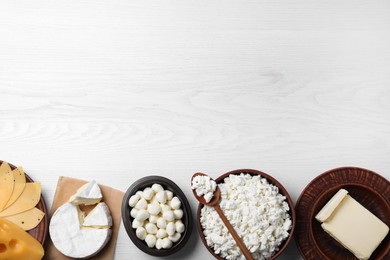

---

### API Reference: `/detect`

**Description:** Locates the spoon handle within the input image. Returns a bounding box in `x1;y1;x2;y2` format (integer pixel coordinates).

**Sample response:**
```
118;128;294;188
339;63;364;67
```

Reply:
214;205;254;260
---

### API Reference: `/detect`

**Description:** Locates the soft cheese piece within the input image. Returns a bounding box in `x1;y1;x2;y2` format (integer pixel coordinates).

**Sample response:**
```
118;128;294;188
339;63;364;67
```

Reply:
4;167;26;209
0;162;14;211
0;183;41;217
4;207;45;231
82;202;112;227
69;180;103;205
315;189;348;222
316;190;389;260
50;202;112;258
0;217;44;260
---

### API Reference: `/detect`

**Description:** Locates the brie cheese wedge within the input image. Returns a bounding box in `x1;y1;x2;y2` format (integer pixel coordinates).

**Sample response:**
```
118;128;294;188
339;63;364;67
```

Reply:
69;180;103;205
83;202;112;228
50;202;112;259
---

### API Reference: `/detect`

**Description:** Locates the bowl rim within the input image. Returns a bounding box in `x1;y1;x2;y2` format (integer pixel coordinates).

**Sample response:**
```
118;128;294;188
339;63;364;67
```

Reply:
196;168;296;260
121;175;193;257
295;166;390;260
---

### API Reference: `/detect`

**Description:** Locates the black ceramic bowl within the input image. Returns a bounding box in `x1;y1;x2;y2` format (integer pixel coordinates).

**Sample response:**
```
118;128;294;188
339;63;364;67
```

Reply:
121;176;193;257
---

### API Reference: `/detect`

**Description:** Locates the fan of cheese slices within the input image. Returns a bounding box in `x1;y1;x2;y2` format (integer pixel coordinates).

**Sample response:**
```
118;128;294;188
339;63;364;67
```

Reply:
49;180;112;259
0;161;44;231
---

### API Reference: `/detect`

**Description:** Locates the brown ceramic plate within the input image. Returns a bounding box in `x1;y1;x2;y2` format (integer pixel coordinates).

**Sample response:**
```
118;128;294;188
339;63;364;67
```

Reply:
196;169;296;260
1;161;48;246
295;167;390;259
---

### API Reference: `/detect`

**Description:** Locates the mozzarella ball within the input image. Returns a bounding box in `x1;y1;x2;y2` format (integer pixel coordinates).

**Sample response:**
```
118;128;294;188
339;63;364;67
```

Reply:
175;221;185;233
145;223;158;234
149;215;158;224
142;187;155;201
166;222;176;236
129;194;140;207
135;198;147;210
173;209;183;219
135;209;149;221
157;217;167;229
160;204;170;213
170;197;181;210
163;210;175;222
169;232;181;243
145;234;157;248
132;219;144;229
156;190;167;204
162;237;173;249
156;228;168;239
166;190;173;201
136;227;147;240
130;208;139;218
152;184;164;193
147;204;161;216
156;238;163;250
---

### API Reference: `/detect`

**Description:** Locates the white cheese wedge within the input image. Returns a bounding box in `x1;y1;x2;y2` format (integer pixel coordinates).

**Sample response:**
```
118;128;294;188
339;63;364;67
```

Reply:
316;189;389;260
49;202;112;259
82;202;112;228
69;180;103;205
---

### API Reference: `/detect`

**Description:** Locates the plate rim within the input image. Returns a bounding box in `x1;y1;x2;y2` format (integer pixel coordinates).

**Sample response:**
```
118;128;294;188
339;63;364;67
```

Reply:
294;166;390;259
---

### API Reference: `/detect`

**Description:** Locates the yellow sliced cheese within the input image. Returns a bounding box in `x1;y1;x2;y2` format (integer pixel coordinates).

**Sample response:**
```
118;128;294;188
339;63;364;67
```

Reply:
0;161;14;211
3;207;45;230
0;183;41;217
4;167;26;209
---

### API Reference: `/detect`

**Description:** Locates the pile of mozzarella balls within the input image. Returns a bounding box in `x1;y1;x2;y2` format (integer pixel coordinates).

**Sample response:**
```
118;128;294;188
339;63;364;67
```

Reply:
128;184;185;249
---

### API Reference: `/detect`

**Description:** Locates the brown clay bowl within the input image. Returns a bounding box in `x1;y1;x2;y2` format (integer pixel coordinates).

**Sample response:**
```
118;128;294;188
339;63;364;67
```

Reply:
196;169;296;260
295;167;390;259
0;160;48;246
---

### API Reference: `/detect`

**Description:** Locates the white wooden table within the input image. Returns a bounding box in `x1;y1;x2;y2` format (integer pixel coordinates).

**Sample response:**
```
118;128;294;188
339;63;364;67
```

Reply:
1;1;389;259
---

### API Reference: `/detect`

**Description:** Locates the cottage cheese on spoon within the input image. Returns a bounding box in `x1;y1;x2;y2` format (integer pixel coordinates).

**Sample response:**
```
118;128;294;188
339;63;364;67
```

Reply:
191;175;217;203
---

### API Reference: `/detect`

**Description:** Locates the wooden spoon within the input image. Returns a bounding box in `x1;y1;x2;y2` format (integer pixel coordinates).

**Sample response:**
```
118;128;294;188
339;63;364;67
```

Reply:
191;173;254;260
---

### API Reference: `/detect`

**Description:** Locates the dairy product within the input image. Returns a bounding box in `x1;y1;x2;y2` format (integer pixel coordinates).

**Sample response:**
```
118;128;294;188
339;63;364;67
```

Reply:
0;218;44;260
200;173;291;260
129;184;185;249
316;189;389;260
191;175;217;203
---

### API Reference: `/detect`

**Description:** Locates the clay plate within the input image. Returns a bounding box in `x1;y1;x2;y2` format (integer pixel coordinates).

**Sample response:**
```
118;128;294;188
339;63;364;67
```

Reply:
196;169;296;260
1;160;48;246
295;167;390;259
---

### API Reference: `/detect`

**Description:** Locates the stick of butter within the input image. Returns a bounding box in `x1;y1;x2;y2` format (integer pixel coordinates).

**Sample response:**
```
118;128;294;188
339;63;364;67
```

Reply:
315;189;389;260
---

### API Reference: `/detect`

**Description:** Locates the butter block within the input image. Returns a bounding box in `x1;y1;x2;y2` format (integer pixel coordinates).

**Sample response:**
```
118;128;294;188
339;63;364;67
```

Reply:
316;189;389;260
0;217;44;260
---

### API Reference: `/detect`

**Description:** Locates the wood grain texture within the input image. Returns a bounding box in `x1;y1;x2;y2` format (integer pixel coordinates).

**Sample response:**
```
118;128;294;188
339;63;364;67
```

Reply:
0;0;390;259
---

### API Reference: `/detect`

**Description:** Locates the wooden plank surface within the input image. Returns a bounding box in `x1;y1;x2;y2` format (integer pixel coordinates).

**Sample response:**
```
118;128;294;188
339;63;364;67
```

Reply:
1;1;389;259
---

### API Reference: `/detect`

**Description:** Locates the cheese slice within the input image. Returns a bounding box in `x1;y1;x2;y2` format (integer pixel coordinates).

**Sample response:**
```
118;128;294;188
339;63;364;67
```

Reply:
4;167;26;209
82;202;112;228
0;162;14;211
316;190;389;260
0;183;41;217
3;207;45;231
0;217;44;260
69;180;102;205
49;202;112;258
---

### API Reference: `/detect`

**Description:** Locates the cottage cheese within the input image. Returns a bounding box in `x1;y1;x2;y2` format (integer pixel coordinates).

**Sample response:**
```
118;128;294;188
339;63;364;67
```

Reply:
200;173;291;260
191;175;217;203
